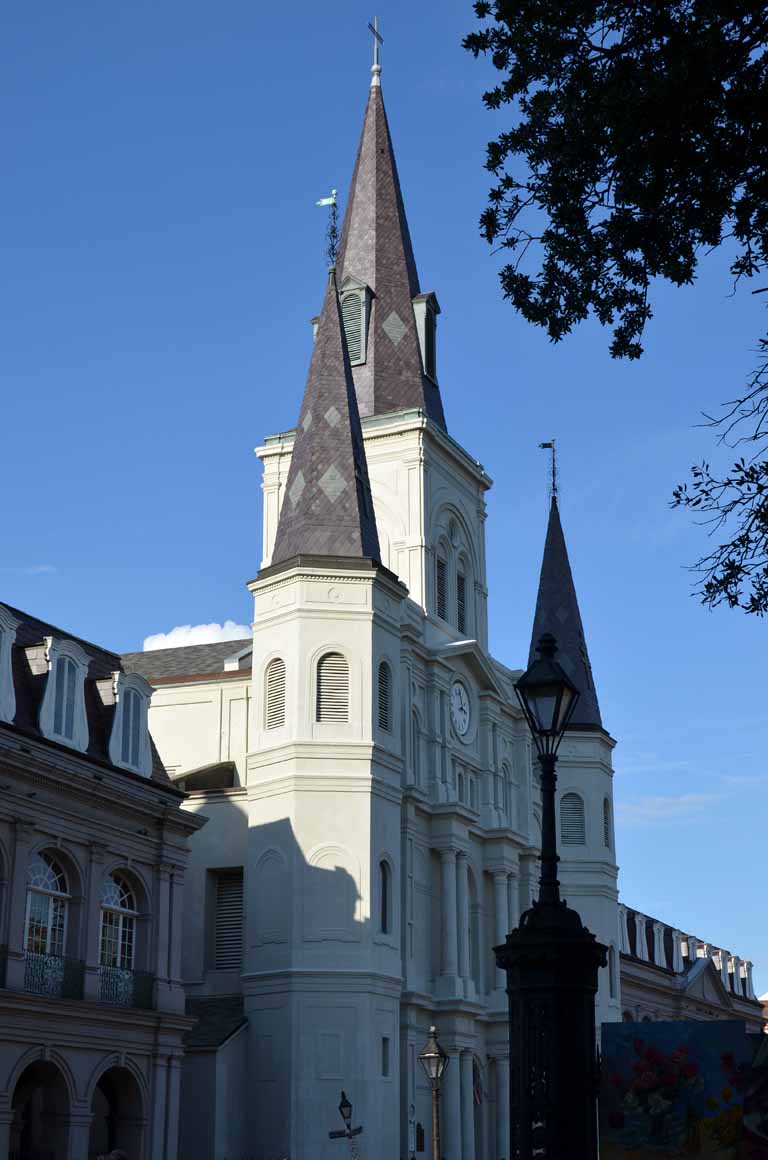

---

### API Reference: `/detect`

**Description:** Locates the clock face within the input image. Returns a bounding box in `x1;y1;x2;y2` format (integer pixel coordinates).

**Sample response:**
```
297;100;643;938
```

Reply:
450;681;471;737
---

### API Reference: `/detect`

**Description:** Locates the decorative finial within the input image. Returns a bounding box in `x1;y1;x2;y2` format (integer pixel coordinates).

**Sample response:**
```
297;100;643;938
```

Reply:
315;189;339;266
368;17;383;86
539;438;558;501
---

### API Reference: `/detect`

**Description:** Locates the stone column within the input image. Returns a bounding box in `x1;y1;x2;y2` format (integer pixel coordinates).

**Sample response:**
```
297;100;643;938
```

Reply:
731;955;742;996
460;1050;476;1160
153;863;172;1010
634;913;649;961
744;961;756;1000
493;872;509;991
439;851;459;993
652;921;666;967
149;1053;168;1160
496;1056;510;1160
83;842;106;1001
66;1110;93;1160
671;929;685;973
456;854;470;989
506;870;519;932
165;1057;182;1160
0;1111;12;1160
442;1050;462;1160
4;819;34;990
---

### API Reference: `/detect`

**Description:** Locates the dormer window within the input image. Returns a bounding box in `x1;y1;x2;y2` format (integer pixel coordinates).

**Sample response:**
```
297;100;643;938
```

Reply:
339;276;370;366
412;292;441;382
39;637;90;752
108;671;153;777
0;603;19;724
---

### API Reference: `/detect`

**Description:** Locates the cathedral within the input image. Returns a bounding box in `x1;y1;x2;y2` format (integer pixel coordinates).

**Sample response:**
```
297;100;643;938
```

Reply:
123;50;622;1160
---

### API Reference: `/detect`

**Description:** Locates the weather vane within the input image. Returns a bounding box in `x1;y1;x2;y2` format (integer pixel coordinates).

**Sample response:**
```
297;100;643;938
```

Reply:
315;188;338;266
539;438;558;500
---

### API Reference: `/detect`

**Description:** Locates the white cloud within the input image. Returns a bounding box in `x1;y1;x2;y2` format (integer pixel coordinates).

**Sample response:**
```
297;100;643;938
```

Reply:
616;793;722;826
143;620;250;651
0;563;58;575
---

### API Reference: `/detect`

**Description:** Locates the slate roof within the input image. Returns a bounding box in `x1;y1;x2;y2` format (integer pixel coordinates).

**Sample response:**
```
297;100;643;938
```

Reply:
122;639;252;682
185;995;246;1049
0;602;170;783
270;268;381;566
528;499;603;729
336;76;446;430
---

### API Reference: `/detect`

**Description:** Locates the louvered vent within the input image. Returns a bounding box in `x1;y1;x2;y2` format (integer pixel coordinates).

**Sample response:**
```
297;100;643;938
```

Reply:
316;652;350;722
265;658;286;729
436;558;447;621
378;661;391;731
457;572;466;633
214;869;243;970
560;793;586;844
603;798;611;847
341;293;364;363
424;308;436;379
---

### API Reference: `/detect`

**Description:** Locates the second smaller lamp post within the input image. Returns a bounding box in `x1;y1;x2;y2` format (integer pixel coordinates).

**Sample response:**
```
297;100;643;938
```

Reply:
418;1026;448;1160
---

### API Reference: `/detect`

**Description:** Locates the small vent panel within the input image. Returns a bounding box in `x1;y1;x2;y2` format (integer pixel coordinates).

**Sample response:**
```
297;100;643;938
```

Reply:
436;559;447;621
214;869;244;970
265;658;286;729
560;793;586;844
377;662;391;731
316;652;350;723
457;572;466;634
342;294;364;363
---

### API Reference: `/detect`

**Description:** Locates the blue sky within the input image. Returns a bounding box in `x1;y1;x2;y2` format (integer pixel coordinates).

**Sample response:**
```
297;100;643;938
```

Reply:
3;1;766;994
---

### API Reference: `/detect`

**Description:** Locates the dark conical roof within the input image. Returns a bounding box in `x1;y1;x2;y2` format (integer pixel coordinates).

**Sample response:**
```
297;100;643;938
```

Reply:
270;269;381;566
336;79;446;430
528;499;603;729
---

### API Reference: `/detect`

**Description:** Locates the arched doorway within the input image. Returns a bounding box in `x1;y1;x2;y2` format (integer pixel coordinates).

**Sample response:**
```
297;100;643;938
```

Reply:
89;1066;144;1159
10;1059;70;1159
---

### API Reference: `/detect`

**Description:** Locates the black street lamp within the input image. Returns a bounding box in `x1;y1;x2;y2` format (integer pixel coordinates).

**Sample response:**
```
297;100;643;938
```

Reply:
418;1025;448;1160
495;632;607;1160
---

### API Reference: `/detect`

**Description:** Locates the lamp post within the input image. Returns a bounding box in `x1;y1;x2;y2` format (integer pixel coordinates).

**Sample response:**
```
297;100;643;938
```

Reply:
495;632;607;1160
418;1025;448;1160
328;1090;363;1159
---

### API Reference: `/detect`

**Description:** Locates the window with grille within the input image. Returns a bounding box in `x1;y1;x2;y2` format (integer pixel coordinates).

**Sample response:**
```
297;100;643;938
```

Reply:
25;853;69;957
266;658;286;729
341;293;364;363
377;661;392;731
316;652;350;723
603;798;611;847
53;656;77;740
560;793;586;844
214;869;244;970
436;558;447;621
100;872;137;970
457;570;466;633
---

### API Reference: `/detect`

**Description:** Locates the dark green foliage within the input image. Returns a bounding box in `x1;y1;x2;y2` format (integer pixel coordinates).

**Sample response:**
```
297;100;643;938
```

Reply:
465;1;768;612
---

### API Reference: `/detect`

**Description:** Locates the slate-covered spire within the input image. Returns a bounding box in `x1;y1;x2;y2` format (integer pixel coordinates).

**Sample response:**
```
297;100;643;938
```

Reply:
528;498;603;729
271;269;380;567
335;68;446;430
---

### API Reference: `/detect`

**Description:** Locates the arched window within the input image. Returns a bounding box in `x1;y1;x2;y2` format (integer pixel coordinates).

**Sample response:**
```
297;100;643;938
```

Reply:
603;798;612;848
377;661;392;732
436;556;447;621
52;656;77;740
379;860;391;934
25;853;69;958
456;567;467;634
100;873;137;972
265;658;286;729
120;688;142;767
560;793;586;845
316;653;349;723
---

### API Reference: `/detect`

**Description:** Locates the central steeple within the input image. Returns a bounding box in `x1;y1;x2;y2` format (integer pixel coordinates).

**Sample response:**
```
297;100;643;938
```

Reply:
335;46;447;430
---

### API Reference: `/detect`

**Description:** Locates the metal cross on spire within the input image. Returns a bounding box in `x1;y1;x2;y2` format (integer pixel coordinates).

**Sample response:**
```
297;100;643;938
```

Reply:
539;438;558;501
368;16;383;85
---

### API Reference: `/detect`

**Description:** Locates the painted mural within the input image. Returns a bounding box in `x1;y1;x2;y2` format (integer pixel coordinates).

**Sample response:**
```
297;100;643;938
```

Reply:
599;1021;768;1158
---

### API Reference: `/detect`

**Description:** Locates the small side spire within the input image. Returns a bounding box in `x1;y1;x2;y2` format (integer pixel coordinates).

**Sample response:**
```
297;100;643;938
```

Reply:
528;498;603;729
270;268;380;567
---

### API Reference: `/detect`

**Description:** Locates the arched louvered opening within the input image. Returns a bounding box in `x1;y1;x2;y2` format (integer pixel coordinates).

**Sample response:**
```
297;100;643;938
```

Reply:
560;792;586;845
377;661;392;732
436;557;447;621
603;797;612;847
379;860;391;934
456;568;467;634
316;652;350;723
341;293;364;363
265;658;286;729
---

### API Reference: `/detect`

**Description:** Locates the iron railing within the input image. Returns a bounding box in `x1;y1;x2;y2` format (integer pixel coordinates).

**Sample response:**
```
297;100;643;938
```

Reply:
23;951;84;999
99;965;154;1009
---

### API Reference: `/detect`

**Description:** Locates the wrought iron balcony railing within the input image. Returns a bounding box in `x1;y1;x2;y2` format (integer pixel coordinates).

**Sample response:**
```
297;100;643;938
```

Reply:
24;951;85;999
99;964;154;1009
